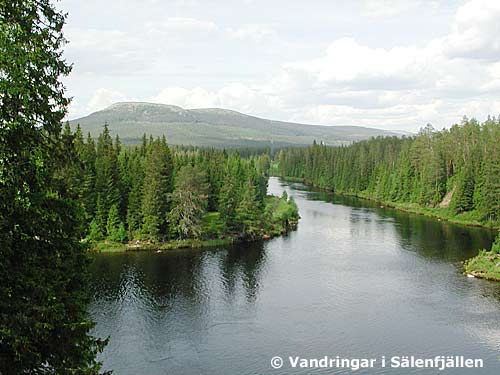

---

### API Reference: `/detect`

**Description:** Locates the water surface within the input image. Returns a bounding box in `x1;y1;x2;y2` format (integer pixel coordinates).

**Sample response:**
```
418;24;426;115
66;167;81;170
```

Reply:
90;178;500;374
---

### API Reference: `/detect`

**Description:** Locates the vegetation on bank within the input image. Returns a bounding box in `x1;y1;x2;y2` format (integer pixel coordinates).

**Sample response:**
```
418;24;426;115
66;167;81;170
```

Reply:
464;234;500;281
59;124;299;252
91;195;299;252
276;118;500;230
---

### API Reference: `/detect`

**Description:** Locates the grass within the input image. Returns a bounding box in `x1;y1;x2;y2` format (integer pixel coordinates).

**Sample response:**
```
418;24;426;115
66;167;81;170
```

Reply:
92;238;236;253
464;250;500;281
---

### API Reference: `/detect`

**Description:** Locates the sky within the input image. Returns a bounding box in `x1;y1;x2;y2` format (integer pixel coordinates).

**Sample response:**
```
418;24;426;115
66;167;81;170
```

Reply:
59;0;500;132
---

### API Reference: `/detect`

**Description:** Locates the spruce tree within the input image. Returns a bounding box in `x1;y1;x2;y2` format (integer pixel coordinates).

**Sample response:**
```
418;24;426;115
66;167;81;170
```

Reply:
218;174;238;231
106;204;126;242
236;181;262;238
168;165;208;239
141;139;173;240
0;0;106;372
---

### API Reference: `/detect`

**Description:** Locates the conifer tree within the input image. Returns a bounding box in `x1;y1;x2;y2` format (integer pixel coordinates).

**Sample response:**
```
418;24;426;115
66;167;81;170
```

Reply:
106;204;127;242
0;0;106;371
168;165;208;239
218;174;238;231
141;139;173;240
236;181;262;238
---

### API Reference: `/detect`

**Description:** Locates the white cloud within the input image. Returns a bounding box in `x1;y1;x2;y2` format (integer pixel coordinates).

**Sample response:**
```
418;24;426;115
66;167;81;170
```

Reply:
159;17;217;32
443;0;500;60
87;88;129;112
152;87;218;108
66;28;131;51
228;24;277;42
151;83;282;116
69;88;135;118
63;0;500;131
362;0;422;18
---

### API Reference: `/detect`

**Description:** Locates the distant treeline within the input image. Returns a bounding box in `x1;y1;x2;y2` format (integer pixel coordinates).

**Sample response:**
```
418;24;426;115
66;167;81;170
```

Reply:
276;117;500;224
63;124;298;243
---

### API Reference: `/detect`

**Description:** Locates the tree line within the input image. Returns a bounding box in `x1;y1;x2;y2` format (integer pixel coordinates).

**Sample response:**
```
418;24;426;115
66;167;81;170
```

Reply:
276;117;500;225
65;123;298;243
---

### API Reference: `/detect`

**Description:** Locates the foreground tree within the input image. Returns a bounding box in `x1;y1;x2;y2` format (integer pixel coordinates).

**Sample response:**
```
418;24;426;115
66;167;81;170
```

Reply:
0;0;106;373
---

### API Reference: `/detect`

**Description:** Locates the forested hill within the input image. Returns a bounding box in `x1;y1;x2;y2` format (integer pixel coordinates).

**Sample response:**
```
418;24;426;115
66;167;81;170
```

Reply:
70;102;401;148
276;117;500;227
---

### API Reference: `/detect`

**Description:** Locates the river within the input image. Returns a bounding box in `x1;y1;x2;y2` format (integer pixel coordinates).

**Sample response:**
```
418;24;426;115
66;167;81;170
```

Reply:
89;177;500;374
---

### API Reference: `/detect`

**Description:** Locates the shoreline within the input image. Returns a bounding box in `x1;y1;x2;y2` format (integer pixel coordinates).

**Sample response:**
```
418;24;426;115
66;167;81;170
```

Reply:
277;175;499;231
277;175;500;282
91;222;298;254
464;251;500;281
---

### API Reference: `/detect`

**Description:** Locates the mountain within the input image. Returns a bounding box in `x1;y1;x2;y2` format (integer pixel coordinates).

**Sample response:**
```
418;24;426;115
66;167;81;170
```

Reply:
70;102;403;148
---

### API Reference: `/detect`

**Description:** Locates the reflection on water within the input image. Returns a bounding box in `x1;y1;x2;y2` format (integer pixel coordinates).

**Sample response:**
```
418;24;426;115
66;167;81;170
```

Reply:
90;178;500;374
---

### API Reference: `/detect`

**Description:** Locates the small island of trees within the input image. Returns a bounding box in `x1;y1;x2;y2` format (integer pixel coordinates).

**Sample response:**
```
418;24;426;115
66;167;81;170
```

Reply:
64;124;299;252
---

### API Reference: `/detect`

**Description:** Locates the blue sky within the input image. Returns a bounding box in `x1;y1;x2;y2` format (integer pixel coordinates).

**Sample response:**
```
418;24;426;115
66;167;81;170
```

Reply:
60;0;500;131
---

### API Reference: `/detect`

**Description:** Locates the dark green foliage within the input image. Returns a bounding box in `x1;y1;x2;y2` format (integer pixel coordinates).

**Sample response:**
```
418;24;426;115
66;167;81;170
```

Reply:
140;138;173;240
87;219;104;242
106;204;127;242
168;165;208;239
451;165;474;213
236;180;262;238
218;174;239;231
277;117;500;224
0;0;106;372
65;125;292;243
492;233;500;254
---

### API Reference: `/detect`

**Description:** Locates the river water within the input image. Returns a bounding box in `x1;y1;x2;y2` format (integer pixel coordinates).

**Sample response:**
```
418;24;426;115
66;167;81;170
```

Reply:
90;177;500;374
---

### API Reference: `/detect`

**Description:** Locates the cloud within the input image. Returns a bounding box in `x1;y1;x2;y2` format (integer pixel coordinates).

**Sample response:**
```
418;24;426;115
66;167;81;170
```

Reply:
442;0;500;60
65;0;500;132
159;17;217;32
228;24;277;42
152;87;218;108
151;83;282;115
68;88;130;118
284;37;432;90
362;0;423;18
66;28;131;52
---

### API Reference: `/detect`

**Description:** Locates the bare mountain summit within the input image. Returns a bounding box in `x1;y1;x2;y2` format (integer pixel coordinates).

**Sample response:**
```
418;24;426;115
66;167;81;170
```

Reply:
70;102;402;147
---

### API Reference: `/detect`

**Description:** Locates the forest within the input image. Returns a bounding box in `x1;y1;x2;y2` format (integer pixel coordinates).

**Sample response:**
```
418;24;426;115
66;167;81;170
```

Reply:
276;117;500;227
64;123;299;249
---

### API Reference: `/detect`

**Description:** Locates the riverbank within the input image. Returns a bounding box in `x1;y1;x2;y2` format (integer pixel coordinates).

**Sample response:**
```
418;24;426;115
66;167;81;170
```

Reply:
464;235;500;281
277;175;499;230
91;194;299;253
92;238;235;253
278;175;500;281
465;251;500;281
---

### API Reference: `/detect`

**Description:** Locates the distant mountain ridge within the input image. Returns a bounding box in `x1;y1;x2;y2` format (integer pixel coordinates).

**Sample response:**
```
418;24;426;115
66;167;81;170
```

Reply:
70;102;403;148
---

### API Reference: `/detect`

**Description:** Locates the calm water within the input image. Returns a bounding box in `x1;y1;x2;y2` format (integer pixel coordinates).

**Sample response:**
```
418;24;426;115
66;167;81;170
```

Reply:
90;178;500;374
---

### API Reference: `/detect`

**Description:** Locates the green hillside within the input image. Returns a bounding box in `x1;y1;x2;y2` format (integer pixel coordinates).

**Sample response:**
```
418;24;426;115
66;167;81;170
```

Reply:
70;102;401;147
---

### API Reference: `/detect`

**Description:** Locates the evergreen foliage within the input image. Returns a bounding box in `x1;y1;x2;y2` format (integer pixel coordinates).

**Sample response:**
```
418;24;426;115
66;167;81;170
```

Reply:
64;127;295;244
277;117;500;224
0;0;106;372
